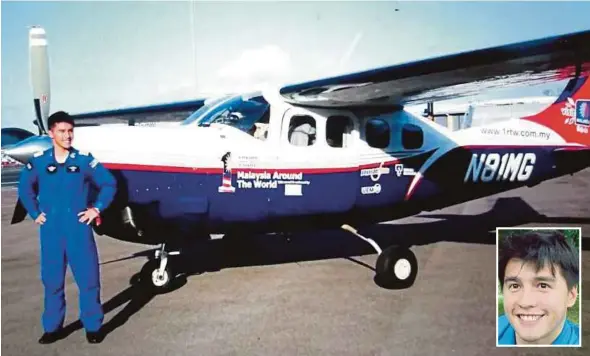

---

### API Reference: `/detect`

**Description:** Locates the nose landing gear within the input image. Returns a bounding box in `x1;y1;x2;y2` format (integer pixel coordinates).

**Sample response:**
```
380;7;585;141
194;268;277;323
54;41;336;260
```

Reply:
140;243;180;292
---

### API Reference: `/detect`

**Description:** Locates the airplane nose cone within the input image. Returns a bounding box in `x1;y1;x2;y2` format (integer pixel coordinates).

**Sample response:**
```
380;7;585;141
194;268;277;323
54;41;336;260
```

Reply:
2;136;51;163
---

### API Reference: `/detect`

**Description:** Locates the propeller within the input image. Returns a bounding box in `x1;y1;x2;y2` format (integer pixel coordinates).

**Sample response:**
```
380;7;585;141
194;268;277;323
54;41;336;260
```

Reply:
29;25;51;135
9;26;53;225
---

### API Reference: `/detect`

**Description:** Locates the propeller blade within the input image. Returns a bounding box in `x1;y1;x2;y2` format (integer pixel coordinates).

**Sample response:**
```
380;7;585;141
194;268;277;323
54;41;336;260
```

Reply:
29;26;51;135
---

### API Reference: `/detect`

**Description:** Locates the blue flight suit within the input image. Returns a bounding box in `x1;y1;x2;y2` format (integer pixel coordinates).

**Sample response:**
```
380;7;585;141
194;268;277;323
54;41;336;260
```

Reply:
18;147;116;333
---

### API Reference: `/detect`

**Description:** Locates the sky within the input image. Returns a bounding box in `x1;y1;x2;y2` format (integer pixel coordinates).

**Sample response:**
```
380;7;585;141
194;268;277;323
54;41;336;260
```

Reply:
2;1;590;133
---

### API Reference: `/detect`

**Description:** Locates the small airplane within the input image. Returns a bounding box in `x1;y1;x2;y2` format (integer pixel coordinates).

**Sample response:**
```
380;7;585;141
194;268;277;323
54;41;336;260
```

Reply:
6;26;590;291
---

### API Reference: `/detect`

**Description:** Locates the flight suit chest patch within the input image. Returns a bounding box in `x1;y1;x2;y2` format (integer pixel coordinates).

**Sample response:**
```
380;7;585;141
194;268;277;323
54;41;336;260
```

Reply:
46;164;58;174
67;165;80;173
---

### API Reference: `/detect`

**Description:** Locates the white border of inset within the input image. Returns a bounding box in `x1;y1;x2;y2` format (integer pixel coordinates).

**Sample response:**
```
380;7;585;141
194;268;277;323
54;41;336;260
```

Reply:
495;226;582;348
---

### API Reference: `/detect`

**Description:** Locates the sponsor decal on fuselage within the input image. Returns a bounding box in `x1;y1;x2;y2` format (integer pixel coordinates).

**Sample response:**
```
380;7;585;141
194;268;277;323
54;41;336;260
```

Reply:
394;164;416;177
562;97;589;134
361;183;382;195
236;170;309;190
360;164;390;182
219;151;236;193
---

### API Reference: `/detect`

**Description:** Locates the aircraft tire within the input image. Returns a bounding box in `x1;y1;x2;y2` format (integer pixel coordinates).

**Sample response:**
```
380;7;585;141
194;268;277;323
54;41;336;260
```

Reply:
375;246;418;289
140;259;174;293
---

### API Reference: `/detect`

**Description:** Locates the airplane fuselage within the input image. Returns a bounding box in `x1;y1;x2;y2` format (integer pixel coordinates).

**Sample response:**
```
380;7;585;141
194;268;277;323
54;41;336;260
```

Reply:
67;93;586;245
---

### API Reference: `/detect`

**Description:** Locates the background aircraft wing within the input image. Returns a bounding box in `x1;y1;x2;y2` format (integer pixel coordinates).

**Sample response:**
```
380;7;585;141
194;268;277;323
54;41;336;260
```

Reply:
67;99;206;127
279;30;590;108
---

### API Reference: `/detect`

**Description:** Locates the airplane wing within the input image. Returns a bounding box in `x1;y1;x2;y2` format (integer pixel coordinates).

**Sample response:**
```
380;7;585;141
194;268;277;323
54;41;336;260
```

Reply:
279;30;590;108
67;99;206;127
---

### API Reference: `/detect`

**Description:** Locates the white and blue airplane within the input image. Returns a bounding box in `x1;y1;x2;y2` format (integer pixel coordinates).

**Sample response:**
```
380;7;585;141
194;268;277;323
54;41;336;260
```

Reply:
6;26;590;291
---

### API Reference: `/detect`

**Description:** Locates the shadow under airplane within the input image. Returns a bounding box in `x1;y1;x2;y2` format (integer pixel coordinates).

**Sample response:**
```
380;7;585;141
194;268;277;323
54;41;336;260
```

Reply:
60;196;589;340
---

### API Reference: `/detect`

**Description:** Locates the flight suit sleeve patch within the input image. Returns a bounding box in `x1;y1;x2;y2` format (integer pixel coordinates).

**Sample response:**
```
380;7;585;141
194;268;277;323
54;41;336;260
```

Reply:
26;162;33;170
89;158;99;169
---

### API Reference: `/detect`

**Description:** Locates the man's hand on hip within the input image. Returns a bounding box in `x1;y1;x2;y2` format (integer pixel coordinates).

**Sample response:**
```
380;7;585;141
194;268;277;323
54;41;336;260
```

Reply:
78;208;99;225
35;213;46;225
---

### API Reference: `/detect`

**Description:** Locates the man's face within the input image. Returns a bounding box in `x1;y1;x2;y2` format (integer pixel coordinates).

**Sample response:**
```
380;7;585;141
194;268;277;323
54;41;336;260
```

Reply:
48;122;74;150
502;258;577;345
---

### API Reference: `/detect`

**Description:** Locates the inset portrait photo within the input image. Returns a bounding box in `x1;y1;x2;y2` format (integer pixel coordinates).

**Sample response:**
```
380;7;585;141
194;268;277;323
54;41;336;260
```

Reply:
496;227;581;347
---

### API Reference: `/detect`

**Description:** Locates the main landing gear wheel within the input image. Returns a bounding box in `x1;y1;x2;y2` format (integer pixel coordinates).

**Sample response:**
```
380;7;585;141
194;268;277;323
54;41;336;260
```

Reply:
140;243;180;292
341;224;418;289
375;246;418;289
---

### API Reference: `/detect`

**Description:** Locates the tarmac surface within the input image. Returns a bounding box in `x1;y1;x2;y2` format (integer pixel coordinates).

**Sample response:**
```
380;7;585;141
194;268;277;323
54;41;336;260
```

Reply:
1;166;21;187
1;168;589;356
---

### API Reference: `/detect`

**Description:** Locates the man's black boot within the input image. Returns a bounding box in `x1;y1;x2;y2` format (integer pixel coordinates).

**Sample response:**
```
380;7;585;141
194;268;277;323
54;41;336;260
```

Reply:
86;330;103;344
38;330;62;344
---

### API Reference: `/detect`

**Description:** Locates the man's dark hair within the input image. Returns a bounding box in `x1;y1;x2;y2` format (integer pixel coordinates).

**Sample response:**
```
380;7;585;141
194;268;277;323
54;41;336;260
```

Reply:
47;111;75;130
498;230;579;291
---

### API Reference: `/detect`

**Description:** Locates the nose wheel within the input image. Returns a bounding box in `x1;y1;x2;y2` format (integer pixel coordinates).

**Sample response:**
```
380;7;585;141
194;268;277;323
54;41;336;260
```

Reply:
140;243;180;292
341;224;418;289
151;263;171;287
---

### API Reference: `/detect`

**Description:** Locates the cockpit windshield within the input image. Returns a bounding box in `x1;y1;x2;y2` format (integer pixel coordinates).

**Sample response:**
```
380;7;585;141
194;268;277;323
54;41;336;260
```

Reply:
181;93;270;134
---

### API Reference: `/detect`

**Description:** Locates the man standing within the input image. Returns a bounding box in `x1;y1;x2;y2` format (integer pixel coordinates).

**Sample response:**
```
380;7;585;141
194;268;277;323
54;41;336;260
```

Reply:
497;230;580;346
18;111;117;344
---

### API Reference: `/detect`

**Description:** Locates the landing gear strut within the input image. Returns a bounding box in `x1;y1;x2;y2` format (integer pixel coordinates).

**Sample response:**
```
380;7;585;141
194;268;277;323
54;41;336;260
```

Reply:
140;243;180;292
341;224;418;289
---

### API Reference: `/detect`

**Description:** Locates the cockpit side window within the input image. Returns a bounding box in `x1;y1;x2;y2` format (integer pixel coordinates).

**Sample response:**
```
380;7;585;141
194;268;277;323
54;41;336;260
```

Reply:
326;115;353;148
181;93;270;141
288;115;316;147
365;118;390;148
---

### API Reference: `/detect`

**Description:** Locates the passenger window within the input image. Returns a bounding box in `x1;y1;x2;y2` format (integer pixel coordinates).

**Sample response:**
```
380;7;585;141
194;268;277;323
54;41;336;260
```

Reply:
402;123;423;149
365;118;390;148
326;116;353;148
288;115;316;147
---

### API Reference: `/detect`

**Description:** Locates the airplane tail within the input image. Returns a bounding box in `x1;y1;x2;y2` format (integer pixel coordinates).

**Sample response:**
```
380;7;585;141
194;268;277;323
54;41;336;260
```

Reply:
521;71;590;147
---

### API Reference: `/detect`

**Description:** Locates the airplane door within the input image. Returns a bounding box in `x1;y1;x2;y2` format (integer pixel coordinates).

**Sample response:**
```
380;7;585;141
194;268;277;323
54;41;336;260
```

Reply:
266;107;360;218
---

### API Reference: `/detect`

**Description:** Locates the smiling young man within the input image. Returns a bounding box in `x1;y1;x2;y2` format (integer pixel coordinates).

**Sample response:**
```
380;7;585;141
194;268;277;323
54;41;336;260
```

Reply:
497;230;580;346
19;111;117;344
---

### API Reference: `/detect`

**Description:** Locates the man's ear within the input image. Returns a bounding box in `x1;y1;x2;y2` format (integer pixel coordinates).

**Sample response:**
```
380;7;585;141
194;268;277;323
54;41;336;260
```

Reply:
47;129;54;139
567;285;578;308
